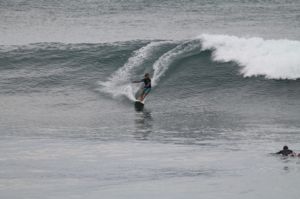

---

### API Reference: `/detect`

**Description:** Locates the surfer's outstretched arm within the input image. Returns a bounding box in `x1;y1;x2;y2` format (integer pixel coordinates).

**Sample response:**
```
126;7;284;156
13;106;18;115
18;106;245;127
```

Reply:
132;80;142;83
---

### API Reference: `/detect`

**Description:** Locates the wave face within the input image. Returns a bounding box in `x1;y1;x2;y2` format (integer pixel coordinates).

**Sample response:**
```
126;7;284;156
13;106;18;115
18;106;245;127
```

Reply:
1;34;300;102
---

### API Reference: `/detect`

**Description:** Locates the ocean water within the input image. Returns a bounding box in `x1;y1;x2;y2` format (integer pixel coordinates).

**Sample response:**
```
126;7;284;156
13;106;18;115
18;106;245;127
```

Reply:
1;0;300;199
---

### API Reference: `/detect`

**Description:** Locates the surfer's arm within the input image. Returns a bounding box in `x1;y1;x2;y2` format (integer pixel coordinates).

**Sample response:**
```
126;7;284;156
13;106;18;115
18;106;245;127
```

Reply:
132;79;143;83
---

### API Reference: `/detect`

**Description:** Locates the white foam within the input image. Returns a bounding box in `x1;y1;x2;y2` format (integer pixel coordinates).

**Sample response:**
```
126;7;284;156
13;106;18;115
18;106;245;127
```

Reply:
99;41;169;101
199;34;300;79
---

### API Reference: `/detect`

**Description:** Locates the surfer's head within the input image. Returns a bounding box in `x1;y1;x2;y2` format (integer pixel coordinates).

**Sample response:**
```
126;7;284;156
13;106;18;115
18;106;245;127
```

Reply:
144;73;150;78
283;145;288;150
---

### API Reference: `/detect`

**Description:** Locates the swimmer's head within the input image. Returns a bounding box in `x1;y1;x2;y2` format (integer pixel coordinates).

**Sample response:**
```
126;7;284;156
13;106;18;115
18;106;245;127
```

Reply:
283;145;288;150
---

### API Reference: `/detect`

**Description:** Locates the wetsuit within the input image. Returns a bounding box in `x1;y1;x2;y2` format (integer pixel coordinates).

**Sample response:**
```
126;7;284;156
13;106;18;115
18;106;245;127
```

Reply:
142;77;151;94
276;149;294;156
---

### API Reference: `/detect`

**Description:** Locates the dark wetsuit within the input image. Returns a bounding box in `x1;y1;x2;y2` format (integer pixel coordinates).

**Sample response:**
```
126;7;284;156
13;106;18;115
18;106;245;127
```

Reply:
276;149;294;156
142;77;151;94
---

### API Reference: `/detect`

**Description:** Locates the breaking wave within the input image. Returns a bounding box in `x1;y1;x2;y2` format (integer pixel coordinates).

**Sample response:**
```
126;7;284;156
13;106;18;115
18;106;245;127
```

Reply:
99;34;300;100
1;34;300;100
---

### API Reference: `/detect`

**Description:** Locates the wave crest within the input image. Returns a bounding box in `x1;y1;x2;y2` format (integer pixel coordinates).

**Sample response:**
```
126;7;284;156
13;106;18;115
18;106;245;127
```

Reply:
199;34;300;79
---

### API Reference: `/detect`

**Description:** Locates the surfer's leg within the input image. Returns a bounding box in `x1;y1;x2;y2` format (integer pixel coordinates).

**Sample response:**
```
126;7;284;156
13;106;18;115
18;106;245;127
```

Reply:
140;94;145;101
139;90;145;101
141;88;151;101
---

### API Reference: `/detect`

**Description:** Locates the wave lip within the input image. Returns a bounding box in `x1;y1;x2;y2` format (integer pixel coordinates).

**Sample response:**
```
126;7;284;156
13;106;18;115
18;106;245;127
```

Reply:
199;34;300;80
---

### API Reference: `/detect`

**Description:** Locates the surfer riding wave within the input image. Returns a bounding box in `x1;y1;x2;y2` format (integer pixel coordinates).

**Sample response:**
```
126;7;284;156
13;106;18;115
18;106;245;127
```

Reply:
132;73;151;101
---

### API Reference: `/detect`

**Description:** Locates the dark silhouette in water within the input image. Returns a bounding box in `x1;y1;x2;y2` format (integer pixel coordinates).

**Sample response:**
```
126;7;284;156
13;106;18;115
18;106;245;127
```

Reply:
276;146;296;156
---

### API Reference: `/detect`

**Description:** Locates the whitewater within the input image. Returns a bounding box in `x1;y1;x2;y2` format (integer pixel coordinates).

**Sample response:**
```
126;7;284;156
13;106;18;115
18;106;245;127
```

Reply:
1;0;300;199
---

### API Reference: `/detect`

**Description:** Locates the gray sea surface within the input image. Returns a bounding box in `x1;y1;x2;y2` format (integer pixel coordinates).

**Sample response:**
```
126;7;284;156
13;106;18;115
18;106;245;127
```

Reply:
1;0;300;45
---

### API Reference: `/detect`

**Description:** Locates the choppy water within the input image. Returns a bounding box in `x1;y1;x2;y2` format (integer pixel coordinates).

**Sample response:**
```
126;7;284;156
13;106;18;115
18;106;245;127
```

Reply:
1;0;300;199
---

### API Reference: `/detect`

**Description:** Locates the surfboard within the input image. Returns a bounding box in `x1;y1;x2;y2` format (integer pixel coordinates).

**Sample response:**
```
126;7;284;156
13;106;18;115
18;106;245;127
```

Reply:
134;100;144;111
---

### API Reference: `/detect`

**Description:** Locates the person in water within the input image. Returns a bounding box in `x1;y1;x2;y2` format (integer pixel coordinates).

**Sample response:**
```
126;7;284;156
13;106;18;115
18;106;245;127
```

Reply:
132;73;151;101
276;145;296;156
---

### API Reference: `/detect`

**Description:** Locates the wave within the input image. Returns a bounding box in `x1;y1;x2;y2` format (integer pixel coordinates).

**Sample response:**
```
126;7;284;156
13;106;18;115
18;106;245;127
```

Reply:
2;34;300;99
99;34;300;100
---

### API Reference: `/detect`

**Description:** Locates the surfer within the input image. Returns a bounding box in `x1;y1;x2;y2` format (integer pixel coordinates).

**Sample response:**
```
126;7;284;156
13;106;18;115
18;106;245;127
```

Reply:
276;145;296;156
132;73;151;101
